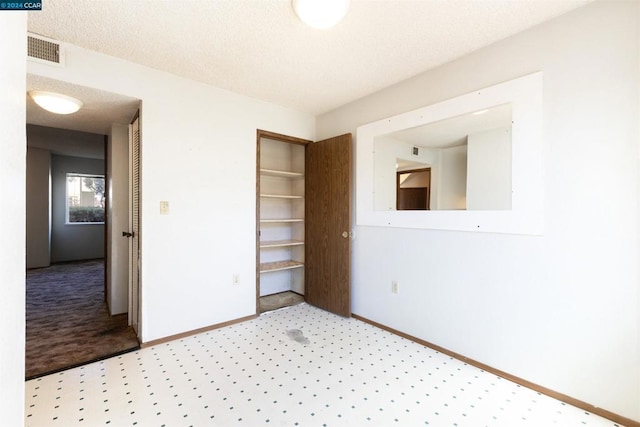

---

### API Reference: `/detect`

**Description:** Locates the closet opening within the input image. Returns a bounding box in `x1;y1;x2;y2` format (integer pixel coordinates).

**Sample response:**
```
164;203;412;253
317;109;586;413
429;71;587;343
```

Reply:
256;131;309;313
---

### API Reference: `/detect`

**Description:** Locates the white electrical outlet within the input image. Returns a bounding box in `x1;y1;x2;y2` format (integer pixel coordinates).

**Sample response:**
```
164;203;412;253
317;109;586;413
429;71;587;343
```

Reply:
233;274;240;285
391;280;399;294
159;201;170;215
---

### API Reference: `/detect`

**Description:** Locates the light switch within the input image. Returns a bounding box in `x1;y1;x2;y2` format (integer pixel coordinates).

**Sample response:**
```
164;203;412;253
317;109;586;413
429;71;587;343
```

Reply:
159;201;170;215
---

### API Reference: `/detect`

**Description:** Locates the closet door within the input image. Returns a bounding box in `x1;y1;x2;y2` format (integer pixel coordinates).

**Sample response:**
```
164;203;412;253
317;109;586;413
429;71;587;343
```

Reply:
305;134;352;317
129;114;141;334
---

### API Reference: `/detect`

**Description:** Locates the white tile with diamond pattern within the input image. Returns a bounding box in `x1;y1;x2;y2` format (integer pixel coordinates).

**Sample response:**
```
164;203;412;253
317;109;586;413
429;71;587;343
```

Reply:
25;303;621;427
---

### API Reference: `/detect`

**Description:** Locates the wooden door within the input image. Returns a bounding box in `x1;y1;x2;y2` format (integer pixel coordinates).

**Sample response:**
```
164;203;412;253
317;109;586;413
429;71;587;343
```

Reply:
398;187;428;210
305;134;352;317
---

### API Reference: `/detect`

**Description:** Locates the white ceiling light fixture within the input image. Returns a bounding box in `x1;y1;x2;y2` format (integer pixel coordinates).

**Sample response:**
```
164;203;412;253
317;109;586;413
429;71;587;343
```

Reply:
29;90;83;114
292;0;350;29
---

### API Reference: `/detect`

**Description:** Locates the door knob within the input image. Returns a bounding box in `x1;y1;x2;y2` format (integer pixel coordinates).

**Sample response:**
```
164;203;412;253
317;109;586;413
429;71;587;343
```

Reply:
342;231;348;238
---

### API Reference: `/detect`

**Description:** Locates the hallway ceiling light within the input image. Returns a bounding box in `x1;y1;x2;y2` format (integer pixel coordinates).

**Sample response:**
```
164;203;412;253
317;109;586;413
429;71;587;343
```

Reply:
292;0;350;29
29;90;83;115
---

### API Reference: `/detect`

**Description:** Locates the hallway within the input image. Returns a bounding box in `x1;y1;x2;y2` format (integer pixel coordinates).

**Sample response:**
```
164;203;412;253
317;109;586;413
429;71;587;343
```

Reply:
26;259;139;379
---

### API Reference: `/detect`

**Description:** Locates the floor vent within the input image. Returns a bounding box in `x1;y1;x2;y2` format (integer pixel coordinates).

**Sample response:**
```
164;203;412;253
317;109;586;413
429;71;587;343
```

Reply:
27;33;64;66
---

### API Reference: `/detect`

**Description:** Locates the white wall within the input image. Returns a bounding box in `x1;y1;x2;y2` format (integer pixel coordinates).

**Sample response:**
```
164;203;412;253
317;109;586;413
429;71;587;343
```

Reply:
28;40;315;343
436;145;467;210
317;0;639;421
0;12;26;427
107;123;130;314
400;172;428;188
467;127;511;210
51;154;105;262
373;136;401;211
26;147;51;268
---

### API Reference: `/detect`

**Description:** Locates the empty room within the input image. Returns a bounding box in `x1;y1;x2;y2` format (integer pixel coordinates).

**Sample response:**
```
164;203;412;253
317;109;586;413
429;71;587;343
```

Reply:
1;0;639;426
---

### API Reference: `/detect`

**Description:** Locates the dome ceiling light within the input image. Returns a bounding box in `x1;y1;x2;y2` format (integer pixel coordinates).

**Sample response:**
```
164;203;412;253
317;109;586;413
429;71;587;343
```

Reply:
29;90;83;115
292;0;350;29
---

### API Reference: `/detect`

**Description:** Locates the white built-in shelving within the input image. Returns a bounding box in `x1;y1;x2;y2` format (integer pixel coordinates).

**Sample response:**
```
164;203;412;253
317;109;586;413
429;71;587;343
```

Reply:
260;194;304;199
260;218;304;223
259;260;304;273
260;168;304;179
258;139;306;298
260;240;304;248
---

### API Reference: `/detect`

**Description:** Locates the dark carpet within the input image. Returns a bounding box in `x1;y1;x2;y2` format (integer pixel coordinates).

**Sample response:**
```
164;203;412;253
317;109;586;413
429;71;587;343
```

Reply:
26;259;140;379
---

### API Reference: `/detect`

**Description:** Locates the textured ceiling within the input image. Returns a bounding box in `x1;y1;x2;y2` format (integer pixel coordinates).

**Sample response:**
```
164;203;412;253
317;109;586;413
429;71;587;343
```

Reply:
27;75;140;135
27;0;591;116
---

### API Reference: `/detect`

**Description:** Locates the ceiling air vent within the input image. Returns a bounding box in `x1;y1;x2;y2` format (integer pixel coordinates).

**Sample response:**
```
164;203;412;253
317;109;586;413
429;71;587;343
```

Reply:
27;33;65;66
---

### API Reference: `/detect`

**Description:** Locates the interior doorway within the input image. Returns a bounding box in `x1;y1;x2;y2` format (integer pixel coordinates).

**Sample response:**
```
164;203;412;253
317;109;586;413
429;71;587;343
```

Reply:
25;75;141;376
24;125;139;378
256;131;308;313
397;167;431;210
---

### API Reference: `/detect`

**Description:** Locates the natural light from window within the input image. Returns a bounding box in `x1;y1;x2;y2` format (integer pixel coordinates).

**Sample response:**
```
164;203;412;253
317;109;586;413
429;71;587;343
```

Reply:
66;173;105;224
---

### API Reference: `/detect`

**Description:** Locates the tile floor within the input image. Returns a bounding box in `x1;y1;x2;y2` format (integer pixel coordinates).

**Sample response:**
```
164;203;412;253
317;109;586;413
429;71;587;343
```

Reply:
25;303;621;427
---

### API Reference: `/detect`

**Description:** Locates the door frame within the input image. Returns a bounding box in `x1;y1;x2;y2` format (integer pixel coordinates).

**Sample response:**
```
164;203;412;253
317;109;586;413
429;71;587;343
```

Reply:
396;167;431;210
255;130;311;314
104;135;109;301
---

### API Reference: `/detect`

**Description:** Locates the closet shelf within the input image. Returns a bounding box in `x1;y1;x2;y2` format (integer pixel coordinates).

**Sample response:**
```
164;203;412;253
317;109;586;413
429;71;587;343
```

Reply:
260;194;304;199
260;168;304;179
260;239;304;248
260;218;304;223
260;260;304;273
